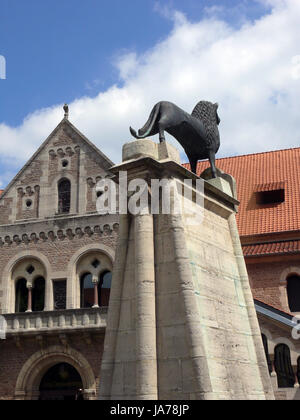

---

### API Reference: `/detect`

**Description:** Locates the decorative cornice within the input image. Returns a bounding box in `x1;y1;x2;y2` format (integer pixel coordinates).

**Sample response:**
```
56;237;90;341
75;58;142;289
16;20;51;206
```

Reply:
48;145;79;159
0;222;119;247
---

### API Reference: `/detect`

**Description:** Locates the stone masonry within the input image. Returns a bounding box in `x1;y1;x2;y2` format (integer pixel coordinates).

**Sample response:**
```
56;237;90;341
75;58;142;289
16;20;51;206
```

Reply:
99;139;274;400
0;115;118;399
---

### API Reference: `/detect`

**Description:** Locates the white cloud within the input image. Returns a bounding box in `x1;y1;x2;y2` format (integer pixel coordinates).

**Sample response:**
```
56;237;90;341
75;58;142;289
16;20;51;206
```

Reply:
116;52;139;81
1;0;300;186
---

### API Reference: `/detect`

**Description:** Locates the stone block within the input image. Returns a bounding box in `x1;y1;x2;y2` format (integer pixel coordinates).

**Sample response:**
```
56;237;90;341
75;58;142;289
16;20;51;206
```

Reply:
100;139;274;400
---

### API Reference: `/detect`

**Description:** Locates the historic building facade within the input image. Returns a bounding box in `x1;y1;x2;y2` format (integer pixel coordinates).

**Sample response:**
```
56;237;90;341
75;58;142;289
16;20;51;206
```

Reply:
0;110;299;399
0;113;119;400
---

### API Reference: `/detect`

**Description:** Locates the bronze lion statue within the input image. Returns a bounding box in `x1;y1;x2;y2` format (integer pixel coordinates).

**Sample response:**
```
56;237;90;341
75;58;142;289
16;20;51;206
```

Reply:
130;100;220;177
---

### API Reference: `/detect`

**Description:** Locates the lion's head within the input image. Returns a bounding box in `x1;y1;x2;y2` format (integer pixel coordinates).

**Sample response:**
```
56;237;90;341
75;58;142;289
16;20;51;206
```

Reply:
191;100;220;152
191;100;220;126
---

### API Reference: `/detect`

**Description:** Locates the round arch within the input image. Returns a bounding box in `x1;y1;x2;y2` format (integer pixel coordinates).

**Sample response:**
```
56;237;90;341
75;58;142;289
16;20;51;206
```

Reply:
68;244;115;269
66;244;115;309
278;266;300;312
280;267;300;284
2;250;52;314
15;345;96;400
260;327;273;343
274;343;295;388
272;337;298;365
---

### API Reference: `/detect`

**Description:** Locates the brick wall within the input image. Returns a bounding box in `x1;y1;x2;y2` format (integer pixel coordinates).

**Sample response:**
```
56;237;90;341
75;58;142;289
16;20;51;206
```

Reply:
0;333;104;400
0;197;13;225
0;118;119;399
0;219;118;313
246;258;293;312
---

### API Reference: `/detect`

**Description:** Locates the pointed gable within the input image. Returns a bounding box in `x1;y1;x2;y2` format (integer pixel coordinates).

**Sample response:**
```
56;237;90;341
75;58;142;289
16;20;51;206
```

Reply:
0;118;114;224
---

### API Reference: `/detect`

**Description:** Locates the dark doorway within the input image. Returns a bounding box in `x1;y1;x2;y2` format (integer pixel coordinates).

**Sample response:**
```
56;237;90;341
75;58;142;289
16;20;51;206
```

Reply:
39;363;84;400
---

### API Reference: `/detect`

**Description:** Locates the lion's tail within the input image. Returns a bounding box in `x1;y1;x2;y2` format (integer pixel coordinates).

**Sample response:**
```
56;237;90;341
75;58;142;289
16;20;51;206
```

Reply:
130;103;160;139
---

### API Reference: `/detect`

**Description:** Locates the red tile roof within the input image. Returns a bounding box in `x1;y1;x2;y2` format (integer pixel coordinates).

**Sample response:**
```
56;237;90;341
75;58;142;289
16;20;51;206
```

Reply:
184;147;300;236
243;240;300;257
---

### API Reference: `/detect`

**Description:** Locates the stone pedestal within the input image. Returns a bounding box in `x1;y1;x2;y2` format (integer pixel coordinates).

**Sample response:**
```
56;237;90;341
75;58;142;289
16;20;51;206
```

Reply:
99;139;274;400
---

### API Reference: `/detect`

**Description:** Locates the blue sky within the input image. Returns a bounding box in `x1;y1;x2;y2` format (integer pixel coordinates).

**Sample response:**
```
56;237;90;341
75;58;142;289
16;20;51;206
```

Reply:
0;0;300;187
0;0;271;126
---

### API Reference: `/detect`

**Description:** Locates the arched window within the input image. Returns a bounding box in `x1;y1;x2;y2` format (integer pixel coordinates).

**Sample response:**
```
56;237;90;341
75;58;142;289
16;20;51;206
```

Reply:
287;275;300;312
58;178;71;214
274;344;295;388
15;278;28;313
262;334;272;374
12;259;46;314
98;271;112;307
32;277;45;312
80;273;94;308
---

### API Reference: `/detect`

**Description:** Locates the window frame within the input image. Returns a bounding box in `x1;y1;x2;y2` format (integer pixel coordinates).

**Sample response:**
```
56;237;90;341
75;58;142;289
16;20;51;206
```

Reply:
58;178;71;214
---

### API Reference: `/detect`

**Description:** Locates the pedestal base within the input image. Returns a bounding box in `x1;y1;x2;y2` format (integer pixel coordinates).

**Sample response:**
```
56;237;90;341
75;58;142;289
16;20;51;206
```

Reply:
99;140;274;400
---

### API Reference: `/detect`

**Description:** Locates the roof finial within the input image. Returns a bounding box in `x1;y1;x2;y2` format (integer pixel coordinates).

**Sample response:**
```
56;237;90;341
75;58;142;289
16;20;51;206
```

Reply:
63;103;69;119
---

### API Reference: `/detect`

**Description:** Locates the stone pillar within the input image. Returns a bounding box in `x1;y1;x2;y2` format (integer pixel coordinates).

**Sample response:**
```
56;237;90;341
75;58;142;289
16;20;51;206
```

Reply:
44;277;53;311
293;366;299;388
26;285;32;313
99;139;274;400
92;275;99;308
135;213;157;399
270;357;278;389
99;214;130;399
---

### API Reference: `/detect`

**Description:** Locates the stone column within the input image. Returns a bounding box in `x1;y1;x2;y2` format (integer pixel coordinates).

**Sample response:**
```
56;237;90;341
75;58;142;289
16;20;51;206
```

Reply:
269;356;278;389
92;275;99;308
135;213;157;400
99;214;130;400
293;366;299;388
44;277;53;311
26;284;32;313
